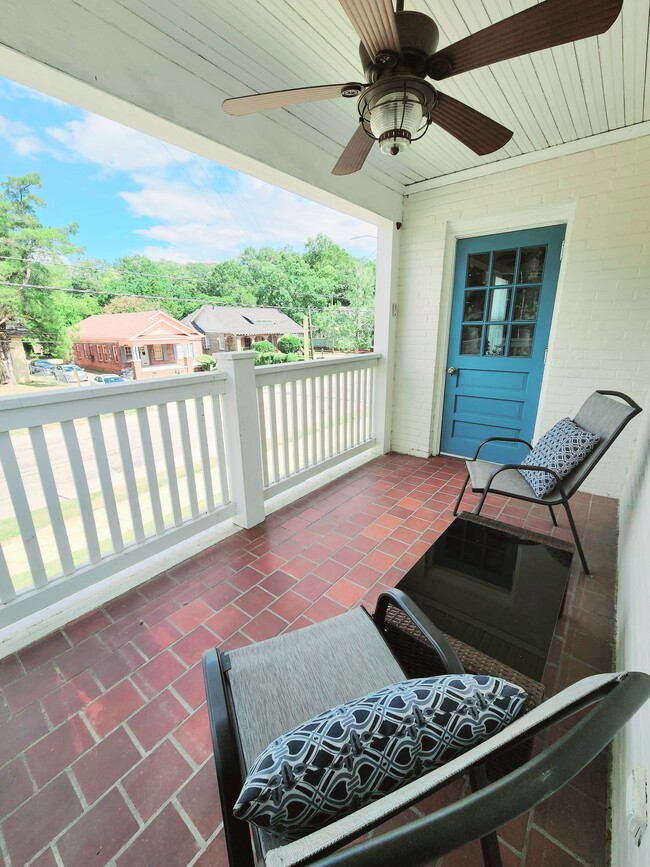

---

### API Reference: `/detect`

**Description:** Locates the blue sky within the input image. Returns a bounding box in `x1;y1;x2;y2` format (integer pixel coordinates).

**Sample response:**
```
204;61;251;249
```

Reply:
0;77;377;264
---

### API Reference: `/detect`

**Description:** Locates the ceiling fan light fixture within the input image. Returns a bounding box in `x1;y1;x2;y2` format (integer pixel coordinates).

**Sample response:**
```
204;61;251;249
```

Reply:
360;79;437;157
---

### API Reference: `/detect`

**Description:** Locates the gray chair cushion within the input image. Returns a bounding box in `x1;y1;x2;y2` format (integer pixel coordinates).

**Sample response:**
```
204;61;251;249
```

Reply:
228;609;406;770
518;418;600;497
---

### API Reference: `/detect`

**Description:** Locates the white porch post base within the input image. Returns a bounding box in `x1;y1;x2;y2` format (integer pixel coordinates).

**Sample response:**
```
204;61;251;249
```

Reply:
219;351;266;528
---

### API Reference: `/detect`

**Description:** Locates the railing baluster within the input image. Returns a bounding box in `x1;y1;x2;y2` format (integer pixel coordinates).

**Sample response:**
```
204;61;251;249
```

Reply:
177;400;199;519
211;393;230;506
310;375;318;464
0;544;16;602
335;371;342;455
0;431;47;587
368;366;375;439
300;378;309;470
137;407;165;535
157;404;183;527
318;375;325;461
195;397;215;512
114;411;145;543
257;385;270;488
342;370;349;451
355;367;362;445
88;415;124;554
280;382;290;479
328;373;334;459
61;420;102;564
29;426;75;574
291;380;300;475
268;385;280;483
364;366;371;441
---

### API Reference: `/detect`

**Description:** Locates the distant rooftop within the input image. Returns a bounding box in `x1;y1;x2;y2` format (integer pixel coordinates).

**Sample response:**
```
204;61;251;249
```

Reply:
183;306;303;337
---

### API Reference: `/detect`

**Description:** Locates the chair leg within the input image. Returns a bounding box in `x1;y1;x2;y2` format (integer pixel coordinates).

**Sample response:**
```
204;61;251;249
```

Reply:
453;473;470;516
469;766;503;867
548;505;558;527
563;500;590;575
474;488;488;516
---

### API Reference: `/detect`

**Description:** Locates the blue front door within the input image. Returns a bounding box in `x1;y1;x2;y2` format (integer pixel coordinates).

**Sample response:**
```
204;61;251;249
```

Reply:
441;224;565;464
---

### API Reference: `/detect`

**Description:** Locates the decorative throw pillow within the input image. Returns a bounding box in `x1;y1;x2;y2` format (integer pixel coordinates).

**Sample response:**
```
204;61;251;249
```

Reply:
518;417;600;498
233;674;527;841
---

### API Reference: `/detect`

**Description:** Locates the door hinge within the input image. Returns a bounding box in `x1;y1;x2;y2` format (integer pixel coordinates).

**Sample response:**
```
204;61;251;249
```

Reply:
560;240;565;261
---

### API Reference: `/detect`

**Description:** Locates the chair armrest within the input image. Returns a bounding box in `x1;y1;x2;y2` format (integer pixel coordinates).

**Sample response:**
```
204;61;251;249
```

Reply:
596;390;642;414
374;589;465;676
471;437;532;460
202;649;256;867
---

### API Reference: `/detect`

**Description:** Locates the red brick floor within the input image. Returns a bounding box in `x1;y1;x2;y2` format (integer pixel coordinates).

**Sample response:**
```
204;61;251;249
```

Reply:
0;454;618;866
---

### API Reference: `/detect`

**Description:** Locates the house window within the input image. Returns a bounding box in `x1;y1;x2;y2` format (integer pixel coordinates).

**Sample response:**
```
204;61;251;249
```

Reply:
153;345;163;361
123;346;133;361
217;335;225;351
185;343;195;358
203;336;210;350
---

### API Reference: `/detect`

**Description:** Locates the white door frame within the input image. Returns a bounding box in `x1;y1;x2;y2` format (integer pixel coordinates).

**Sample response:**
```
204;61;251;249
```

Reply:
429;201;576;457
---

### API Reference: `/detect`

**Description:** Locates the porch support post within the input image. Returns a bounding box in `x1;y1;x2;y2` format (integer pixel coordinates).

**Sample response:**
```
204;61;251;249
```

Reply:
372;219;401;453
219;351;265;529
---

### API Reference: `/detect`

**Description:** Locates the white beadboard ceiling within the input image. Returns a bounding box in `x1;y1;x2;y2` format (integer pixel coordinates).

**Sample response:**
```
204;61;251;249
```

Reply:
1;0;649;200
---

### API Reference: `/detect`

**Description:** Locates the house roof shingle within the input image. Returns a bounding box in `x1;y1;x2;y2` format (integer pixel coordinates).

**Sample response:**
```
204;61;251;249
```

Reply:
78;311;201;342
182;306;302;338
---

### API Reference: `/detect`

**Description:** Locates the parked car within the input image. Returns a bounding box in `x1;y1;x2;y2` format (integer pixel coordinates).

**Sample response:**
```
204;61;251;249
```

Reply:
92;374;126;385
53;364;88;383
29;359;55;376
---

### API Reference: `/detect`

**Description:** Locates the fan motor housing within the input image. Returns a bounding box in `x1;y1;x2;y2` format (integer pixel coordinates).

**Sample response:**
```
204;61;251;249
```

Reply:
359;11;440;82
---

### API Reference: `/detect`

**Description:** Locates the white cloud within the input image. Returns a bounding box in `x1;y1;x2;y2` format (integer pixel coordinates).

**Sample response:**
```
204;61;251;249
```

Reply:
46;114;195;173
122;173;376;262
0;115;50;157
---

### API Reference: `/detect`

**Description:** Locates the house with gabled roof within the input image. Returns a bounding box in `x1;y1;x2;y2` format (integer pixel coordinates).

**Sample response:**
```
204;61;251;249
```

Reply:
182;306;303;353
73;310;203;379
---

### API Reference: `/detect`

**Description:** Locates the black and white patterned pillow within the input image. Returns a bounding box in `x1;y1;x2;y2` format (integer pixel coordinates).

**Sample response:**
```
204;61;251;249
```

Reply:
233;674;527;841
518;417;600;498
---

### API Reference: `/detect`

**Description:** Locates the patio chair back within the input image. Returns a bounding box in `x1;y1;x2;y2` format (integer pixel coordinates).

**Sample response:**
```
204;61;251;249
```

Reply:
561;390;642;498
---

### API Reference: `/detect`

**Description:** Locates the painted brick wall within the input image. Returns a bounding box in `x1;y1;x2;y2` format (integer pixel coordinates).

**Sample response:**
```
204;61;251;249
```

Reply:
392;135;650;497
613;382;650;867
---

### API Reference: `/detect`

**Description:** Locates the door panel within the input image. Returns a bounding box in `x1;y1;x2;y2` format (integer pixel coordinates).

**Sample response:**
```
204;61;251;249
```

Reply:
441;225;565;464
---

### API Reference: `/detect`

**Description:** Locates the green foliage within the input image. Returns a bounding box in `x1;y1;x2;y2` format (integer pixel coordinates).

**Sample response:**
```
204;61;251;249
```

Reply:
254;351;276;366
251;340;274;354
277;333;302;354
272;353;287;364
285;352;302;363
195;354;217;371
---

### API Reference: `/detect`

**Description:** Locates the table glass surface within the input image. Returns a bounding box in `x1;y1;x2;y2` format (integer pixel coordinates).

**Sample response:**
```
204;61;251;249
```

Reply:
395;514;573;680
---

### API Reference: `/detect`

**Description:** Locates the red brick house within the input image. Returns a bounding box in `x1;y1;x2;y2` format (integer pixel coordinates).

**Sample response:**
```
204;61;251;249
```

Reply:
73;310;203;380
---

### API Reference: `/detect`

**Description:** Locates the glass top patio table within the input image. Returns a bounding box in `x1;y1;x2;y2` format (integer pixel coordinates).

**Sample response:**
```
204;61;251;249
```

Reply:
394;512;574;681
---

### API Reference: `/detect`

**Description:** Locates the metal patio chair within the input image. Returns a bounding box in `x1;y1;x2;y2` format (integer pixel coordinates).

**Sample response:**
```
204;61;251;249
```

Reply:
452;390;642;574
202;590;650;867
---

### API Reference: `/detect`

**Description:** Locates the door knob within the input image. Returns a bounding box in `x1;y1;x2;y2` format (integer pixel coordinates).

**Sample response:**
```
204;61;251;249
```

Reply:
447;367;457;375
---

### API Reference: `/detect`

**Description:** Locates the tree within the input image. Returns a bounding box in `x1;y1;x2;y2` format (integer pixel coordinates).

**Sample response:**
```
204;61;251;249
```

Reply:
0;173;82;381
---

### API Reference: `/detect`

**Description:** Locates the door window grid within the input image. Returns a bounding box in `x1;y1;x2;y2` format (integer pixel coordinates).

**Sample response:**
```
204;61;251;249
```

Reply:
460;246;546;358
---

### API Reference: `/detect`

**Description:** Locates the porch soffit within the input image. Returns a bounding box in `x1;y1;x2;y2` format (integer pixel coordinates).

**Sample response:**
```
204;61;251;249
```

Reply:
0;1;648;209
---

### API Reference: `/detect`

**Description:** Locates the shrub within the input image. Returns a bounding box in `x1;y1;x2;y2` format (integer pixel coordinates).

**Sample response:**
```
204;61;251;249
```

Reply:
251;340;274;354
277;334;302;354
254;352;276;366
195;354;217;371
271;353;287;364
285;352;302;363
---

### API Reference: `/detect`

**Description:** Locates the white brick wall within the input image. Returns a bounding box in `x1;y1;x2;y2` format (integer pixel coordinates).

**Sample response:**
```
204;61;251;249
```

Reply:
391;135;650;497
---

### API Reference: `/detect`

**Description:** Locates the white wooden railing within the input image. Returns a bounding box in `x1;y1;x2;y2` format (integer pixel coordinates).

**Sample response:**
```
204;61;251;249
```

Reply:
255;354;380;497
0;374;233;627
0;352;382;636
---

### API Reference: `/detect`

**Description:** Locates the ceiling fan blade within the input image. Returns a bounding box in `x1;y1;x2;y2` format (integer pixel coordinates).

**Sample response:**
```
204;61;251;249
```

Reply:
339;0;400;59
223;83;363;116
332;125;374;175
428;0;623;80
432;93;513;156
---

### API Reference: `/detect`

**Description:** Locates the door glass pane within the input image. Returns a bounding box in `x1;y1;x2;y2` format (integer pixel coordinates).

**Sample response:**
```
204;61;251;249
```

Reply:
519;247;545;283
513;286;541;321
461;325;483;355
466;253;489;287
488;287;511;321
491;250;516;285
508;324;535;357
463;289;486;321
485;325;507;356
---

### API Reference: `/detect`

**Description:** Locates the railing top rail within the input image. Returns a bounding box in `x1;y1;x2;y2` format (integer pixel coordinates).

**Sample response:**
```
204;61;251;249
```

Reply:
0;371;228;432
254;353;381;384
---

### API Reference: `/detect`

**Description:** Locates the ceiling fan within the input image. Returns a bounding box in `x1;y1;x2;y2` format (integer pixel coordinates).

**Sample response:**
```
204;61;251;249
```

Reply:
223;0;623;176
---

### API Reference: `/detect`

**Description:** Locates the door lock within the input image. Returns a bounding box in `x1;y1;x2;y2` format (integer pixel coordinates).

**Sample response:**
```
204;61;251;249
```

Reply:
447;367;457;375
